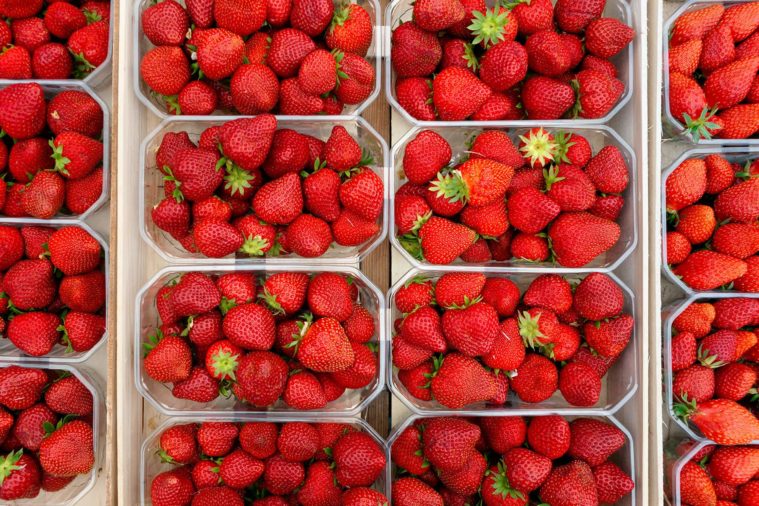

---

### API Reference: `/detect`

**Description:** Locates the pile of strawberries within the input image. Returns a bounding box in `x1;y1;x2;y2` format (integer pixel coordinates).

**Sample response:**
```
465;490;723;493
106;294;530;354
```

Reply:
667;2;759;140
670;297;759;445
391;416;634;505
0;224;106;357
0;0;110;79
392;272;633;409
149;421;387;505
395;127;628;267
143;270;380;410
150;115;384;259
665;154;759;292
0;365;95;501
0;83;105;219
390;0;633;121
139;0;376;115
672;442;759;506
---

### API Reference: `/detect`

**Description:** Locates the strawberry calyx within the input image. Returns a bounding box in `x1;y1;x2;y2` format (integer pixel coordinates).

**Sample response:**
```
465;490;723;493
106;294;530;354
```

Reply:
259;287;285;314
463;43;480;72
0;449;25;485
142;328;166;358
208;348;240;381
468;3;513;48
162;167;186;203
333;50;350;84
50;140;72;176
697;343;726;368
422;353;445;388
329;3;351;33
70;51;95;79
446;295;482;310
219;296;237;315
734;160;758;180
164;95;181;115
518;128;557;168
542;165;566;191
672;393;698;421
240;234;270;257
223;164;256;198
83;9;102;24
430;169;469;204
301;158;328;179
283;312;314;355
486;460;526;501
682;106;721;141
553;131;576;164
398;233;423;260
517;310;548;349
43;414;76;437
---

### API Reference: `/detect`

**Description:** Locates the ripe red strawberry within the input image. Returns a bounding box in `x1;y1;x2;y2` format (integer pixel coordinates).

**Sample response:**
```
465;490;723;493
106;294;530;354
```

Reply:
676;204;717;244
175;81;217;115
332;208;379;246
326;3;372;56
674;250;748;290
342;488;389;506
297;317;354;372
333;431;385;487
262;453;305;495
714;103;759;139
63;165;102;216
502;447;551;493
700;329;757;366
171;272;221;317
401;305;446;352
214;0;265;37
0;450;41;500
715;362;757;401
228;64;278;115
507;187;560;234
674;302;716;338
193;220;244;258
252;173;303;225
471;89;523;120
0;83;46;140
0;46;32;79
715;178;759;224
525;30;572;77
666;158;707;212
403;130;451;185
298;49;337;96
432;158;513;207
279;78;324;114
44;375;93;416
573;273;624;320
700;24;735;74
59;311;105;353
523;274;573;315
526;415;570;460
583;314;633;358
393;477;443;506
141;0;188;46
303;167;341;222
585;145;629;194
297;460;342;505
144;334;192;383
543;164;596;212
435;272;485;309
237;422;278;460
286;214;333;257
3;258;56;310
422;417;480;473
0;366;47;411
51;132;102;181
307;272;353;322
219;448;264;489
585;18;634;58
442;301;499;357
522;76;575;119
67;20;108;76
150;468;195;506
713;223;759;259
222;302;275;350
195;28;244;81
678;398;759;445
12;403;56;451
539;460;598;505
567;418;625;466
738;481;759;504
152;197;191;239
593;462;634;504
47;90;102;138
512;0;553;35
159;424;197;464
574;70;624;119
413;0;465;32
282;370;327;410
21;171;64;219
480;41;527;92
340;169;383;221
418;217;476;264
391;425;427;474
481;318;525;371
511;353;558;403
430;353;497;409
235;351;287;406
555;0;604;33
291;0;333;36
671;4;724;45
334;52;375;105
0;226;23;270
549;212;621;267
670;39;703;75
671;331;697;372
559;362;601;407
433;67;491;121
38;420;94;477
395;77;435;121
713;298;759;330
277;422;320;463
48;226;102;275
679;461;717;506
480;277;519;318
268;28;316;78
395;277;434;314
705;57;759;110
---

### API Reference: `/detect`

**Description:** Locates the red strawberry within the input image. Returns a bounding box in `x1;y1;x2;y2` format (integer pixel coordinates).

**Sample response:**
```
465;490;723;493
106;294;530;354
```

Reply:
401;305;446;352
22;171;65;219
252;173;303;225
471;90;523;121
222;303;275;350
715;178;759;224
574;70;624;119
559;362;601;407
64;166;103;215
418;217;476;264
503;447;551;493
413;0;465;32
141;0;188;46
291;0;333;36
395;277;434;314
144;334;192;383
67;20;108;76
671;4;725;45
524;274;573;314
214;0;265;37
150;468;195;506
705;57;759;110
333;431;385;487
229;64;279;115
568;418;625;466
268;28;316;78
334;52;375;105
297;317;354;372
700;24;735;74
583;314;633;358
193;220;244;258
47;90;103;138
297;460;342;505
674;251;748;290
38;420;94;477
555;0;604;33
704;154;736;194
0;366;47;411
539;460;598;506
343;488;389;506
13;403;56;451
432;158;513;207
512;0;553;36
574;273;624;320
392;477;442;506
0;450;41;500
340;169;383;221
432;67;491;121
526;415;570;460
511;353;558;403
3;259;56;310
326;3;372;56
47;226;102;275
585;18;634;58
298;49;337;96
430;353;497;409
0;83;46;140
480;41;528;91
195;28;244;80
395;77;435;121
235;351;288;407
678;398;759;445
283;370;327;410
403;130;452;185
287;214;333;257
219;448;264;489
525;30;572;77
548;212;621;267
44;375;93;416
308;273;353;321
51;132;102;180
585;145;629;194
679;461;717;506
507;187;560;234
0;46;32;79
60;311;105;352
442;301;499;357
159;424;197;464
714;103;759;139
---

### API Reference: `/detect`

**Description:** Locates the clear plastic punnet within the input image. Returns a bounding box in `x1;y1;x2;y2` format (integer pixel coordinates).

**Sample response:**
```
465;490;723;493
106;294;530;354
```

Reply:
140;416;389;506
663;292;759;444
390;124;638;272
663;0;759;145
387;268;639;415
134;265;386;417
0;363;104;506
661;146;759;295
0;80;111;223
139;116;389;264
386;413;637;506
385;0;635;126
133;0;382;118
0;219;109;363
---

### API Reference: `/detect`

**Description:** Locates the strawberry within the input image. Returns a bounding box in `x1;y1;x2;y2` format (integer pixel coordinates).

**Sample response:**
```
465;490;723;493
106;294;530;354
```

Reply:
583;314;633;358
44;375;93;416
391;425;427;474
51;132;102;181
548;212;621;267
268;28;316;78
297;460;342;505
237;422;278;459
150;468;195;506
429;353;496;408
675;302;716;338
395;277;434;314
171;272;221;317
585;18;634;58
13;403;56;451
144;334;192;383
555;0;604;33
333;431;385;487
263;453;305;495
676;204;716;245
395;77;435;120
523;274;573;314
3;259;56;310
192;487;243;505
0;366;47;411
59;311;105;353
442;301;499;357
480;41;528;91
297;49;337;96
713;223;759;259
418;217;476;264
422;417;480;473
539;460;598;506
481;318;525;371
700;329;757;366
511;353;558;403
141;0;188;46
403;130;452;185
567;418;625;466
229;64;279;114
340;169;383;221
666;158;707;212
38;420;94;477
525;30;572;77
502;447;551;493
481;277;519;317
738;480;759;504
714;103;759;139
413;0;465;32
47;90;103;139
593;462;634;504
235;351;288;406
715;178;759;224
48;226;102;275
432;67;491;121
715;362;757;401
196;422;239;458
64;166;103;215
512;0;553;36
721;2;759;41
0;45;32;79
522;76;575;120
674;251;748;290
700;24;735;74
432;158;513;207
705;57;759;110
287;214;333;257
672;331;697;372
559;362;601;407
0;226;23;270
342;488;389;506
195;28;244;80
277;422;319;463
573;273;624;321
671;4;725;45
679;461;717;506
21;171;64;219
175;81;217;115
0;450;41;500
507;187;559;235
214;0;265;37
713;298;759;330
333;51;375;105
159;424;197;464
401;305;446;352
222;303;275;351
435;272;485;309
307;272;353;321
283;370;327;410
584;145;629;194
573;69;624;119
393;477;443;506
526;415;570;460
679;398;759;445
252;173;303;225
67;20;108;76
219;448;264;489
666;231;691;265
193;220;244;258
543;165;596;211
291;0;333;36
704;155;736;195
0;83;45;140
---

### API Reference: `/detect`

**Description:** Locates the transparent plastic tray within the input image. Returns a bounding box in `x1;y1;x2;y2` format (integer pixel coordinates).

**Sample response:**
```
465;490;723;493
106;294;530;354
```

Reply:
390;124;638;272
134;264;386;417
384;0;635;126
386;413;637;506
387;268;639;415
0;80;110;223
132;0;382;118
140;415;389;506
662;0;758;145
139;115;389;265
0;362;104;506
661;146;759;295
662;292;759;444
0;219;109;363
